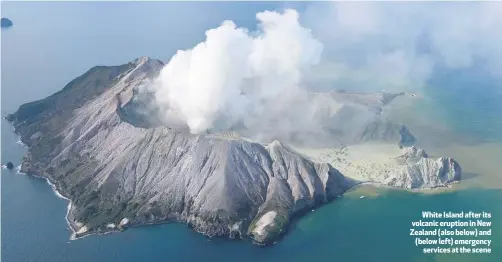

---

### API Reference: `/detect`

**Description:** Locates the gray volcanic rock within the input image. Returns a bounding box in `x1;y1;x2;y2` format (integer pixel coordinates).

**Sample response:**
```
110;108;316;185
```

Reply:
5;162;14;169
389;146;460;188
389;157;461;189
9;57;355;244
1;18;13;28
235;91;415;148
9;57;460;244
397;146;428;164
299;144;461;190
248;141;352;243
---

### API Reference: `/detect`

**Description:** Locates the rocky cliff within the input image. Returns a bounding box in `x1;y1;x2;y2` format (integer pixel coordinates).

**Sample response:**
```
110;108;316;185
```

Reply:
7;57;461;244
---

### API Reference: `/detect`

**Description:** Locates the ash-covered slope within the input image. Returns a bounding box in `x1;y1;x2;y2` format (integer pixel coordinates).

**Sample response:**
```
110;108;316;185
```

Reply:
8;57;355;244
7;57;460;244
389;146;461;188
234;91;416;148
299;145;461;189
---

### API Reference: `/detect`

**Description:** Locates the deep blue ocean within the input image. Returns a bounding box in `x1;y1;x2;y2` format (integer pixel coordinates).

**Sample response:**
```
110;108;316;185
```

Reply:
2;2;501;262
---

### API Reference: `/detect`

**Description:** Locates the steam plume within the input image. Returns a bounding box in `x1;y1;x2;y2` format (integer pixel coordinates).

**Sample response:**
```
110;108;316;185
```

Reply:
144;3;502;139
148;9;322;134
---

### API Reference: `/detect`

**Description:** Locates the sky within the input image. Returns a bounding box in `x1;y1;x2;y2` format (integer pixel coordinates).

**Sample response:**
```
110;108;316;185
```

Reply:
1;1;286;113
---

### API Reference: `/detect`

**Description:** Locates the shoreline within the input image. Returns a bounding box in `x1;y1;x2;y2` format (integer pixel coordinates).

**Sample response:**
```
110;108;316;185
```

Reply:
27;170;458;240
10;133;78;238
344;180;457;194
26;171;119;241
9;131;128;240
7;131;462;243
16;164;457;242
18;170;79;239
36;174;118;241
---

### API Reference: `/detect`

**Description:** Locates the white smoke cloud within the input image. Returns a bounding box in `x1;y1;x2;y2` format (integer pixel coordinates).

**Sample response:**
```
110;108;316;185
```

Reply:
144;3;502;137
148;9;323;134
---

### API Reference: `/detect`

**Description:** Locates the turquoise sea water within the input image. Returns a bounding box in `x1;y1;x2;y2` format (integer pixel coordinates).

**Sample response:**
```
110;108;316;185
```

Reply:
2;138;501;262
2;2;502;262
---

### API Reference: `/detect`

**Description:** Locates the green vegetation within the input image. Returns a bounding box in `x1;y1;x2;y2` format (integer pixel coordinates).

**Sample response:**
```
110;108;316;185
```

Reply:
9;62;137;230
264;213;288;236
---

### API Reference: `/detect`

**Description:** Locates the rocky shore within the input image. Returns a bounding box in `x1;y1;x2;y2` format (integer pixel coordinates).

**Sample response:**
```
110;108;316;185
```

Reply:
7;57;461;245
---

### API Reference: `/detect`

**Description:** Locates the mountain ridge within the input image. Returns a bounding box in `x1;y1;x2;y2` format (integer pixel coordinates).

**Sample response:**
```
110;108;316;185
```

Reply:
7;57;461;245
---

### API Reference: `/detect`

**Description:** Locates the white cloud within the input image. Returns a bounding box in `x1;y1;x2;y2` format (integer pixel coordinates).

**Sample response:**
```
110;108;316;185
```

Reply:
302;2;502;91
148;9;322;134
144;3;502;136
